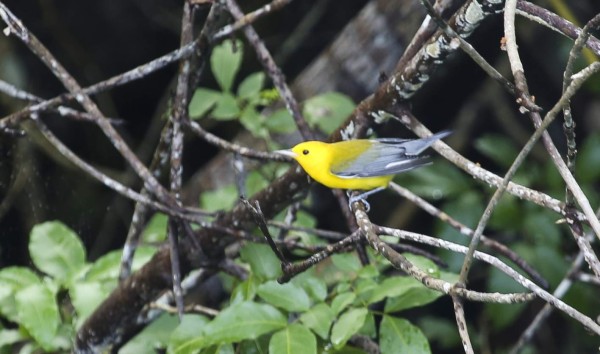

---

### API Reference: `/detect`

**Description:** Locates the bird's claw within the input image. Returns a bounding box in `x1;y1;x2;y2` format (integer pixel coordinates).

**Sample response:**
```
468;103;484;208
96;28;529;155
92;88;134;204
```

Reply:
348;195;371;212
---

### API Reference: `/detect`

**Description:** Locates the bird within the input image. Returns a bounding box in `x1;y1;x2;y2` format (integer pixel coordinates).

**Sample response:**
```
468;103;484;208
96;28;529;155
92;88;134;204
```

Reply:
275;130;451;210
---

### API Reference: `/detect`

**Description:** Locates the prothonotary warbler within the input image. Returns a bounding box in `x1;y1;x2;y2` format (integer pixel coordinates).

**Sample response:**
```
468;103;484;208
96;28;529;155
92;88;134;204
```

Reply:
275;130;451;209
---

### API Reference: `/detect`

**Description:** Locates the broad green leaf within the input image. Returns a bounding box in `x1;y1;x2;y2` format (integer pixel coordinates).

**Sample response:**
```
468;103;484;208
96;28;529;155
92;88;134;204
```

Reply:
0;267;41;322
212;93;240;120
240;243;282;280
238;72;265;99
204;302;285;344
0;329;25;348
15;284;60;351
245;170;270;197
120;313;179;354
403;254;439;278
303;92;355;135
354;277;378;301
330;308;368;349
299;303;334;339
200;185;238;212
230;276;258;304
331;292;356;316
200;344;234;354
0;267;41;290
171;302;286;352
29;221;86;282
368;277;417;304
240;106;268;138
142;213;168;243
189;88;221;119
86;246;156;281
70;281;111;325
264;109;295;134
211;39;243;92
474;134;519;169
291;272;327;302
384;285;443;313
269;324;316;354
359;312;376;338
357;264;379;279
257;281;310;312
168;314;210;354
380;316;430;354
331;253;362;273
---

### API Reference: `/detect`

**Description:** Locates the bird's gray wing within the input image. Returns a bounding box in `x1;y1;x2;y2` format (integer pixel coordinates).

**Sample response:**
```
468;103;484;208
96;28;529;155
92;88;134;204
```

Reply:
331;130;450;178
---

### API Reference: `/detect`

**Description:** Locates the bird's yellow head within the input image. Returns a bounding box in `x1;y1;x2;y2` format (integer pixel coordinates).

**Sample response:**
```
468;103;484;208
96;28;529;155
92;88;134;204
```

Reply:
275;141;333;175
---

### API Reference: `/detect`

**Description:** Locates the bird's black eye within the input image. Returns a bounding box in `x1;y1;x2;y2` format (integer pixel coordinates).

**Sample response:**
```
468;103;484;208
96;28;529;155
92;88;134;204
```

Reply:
302;149;309;155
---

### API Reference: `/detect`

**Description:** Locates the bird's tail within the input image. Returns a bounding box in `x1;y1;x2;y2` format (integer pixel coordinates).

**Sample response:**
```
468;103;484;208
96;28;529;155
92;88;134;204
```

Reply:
403;130;452;156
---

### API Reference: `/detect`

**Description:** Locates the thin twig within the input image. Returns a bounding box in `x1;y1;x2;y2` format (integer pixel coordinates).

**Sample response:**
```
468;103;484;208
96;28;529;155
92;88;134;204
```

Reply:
0;2;175;206
376;226;600;334
389;182;548;288
211;0;294;41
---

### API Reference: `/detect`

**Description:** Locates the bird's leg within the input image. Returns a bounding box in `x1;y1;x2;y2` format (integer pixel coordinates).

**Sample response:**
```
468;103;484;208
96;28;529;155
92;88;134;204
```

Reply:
347;186;386;212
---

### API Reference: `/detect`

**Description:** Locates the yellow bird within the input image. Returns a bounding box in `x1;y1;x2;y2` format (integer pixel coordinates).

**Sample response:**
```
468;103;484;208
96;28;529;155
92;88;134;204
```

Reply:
275;131;450;208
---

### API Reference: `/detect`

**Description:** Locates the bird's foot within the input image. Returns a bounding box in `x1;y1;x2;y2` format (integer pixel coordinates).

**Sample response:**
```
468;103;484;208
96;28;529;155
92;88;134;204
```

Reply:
347;187;386;212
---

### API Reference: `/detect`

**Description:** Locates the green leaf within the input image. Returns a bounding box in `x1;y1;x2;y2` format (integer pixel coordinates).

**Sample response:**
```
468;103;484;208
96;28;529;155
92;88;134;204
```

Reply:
200;344;234;354
474;134;519;169
0;329;25;348
380;316;431;354
230;276;258;304
212;93;240;120
206;302;285;344
200;185;238;212
299;303;334;339
240;106;268;138
170;302;286;352
240;243;282;280
70;281;111;325
291;272;327;302
383;277;443;313
15;284;60;351
86;246;156;281
0;267;41;322
331;292;356;316
29;221;86;282
331;253;362;273
403;254;439;278
238;72;265;100
257;280;310;312
142;213;168;243
168;314;210;354
264;109;296;134
189;88;222;119
269;324;316;354
330;308;368;349
120;313;180;354
211;39;243;92
303;92;355;135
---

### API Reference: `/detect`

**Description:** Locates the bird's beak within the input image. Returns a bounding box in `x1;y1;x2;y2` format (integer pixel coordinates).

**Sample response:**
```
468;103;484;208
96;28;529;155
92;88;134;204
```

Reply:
273;149;297;159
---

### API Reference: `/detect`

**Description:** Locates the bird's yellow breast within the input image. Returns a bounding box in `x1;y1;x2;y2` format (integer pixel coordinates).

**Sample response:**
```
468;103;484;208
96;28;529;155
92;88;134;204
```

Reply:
290;140;393;190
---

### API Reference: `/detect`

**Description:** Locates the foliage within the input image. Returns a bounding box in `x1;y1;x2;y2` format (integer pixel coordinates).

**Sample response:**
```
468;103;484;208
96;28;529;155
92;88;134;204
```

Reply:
188;39;354;144
0;221;156;352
